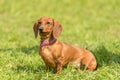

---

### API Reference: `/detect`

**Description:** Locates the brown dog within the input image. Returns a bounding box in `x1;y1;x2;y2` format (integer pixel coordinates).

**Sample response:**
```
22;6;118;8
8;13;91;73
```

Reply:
33;17;97;74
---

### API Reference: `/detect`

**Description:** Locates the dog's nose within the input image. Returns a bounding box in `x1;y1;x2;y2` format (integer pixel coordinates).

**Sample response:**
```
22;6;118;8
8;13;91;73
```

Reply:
39;27;44;32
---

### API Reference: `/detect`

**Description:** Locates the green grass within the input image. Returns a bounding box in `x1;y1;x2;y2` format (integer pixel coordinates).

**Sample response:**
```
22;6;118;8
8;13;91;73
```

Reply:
0;0;120;80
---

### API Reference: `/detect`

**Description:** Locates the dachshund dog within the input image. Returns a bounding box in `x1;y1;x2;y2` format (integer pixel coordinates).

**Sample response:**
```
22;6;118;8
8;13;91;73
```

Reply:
33;17;97;74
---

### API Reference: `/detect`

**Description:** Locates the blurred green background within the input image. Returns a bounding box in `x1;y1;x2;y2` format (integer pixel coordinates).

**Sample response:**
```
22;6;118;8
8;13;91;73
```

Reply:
0;0;120;80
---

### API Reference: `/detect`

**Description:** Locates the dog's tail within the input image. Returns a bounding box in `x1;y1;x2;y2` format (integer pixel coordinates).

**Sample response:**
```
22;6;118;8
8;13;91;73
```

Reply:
95;63;99;70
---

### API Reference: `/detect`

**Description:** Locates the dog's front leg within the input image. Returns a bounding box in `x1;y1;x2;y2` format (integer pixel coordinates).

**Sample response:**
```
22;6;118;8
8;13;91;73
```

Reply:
56;58;63;74
56;64;63;74
45;63;50;72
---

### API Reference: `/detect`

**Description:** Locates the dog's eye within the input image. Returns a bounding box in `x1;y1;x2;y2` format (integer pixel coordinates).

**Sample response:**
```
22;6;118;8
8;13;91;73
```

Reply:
46;22;51;25
38;22;41;25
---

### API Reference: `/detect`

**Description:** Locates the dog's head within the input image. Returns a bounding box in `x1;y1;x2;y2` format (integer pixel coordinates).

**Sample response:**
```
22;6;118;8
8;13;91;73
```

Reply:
33;17;62;39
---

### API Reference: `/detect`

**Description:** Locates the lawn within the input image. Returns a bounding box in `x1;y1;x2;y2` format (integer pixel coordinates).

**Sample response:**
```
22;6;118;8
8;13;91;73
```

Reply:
0;0;120;80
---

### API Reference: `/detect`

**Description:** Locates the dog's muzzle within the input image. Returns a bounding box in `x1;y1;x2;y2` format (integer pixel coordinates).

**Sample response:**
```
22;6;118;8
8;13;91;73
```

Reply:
39;27;44;32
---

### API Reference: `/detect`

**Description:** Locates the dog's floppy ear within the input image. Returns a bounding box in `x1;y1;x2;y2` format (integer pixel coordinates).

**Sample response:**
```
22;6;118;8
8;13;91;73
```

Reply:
53;20;63;39
33;22;38;38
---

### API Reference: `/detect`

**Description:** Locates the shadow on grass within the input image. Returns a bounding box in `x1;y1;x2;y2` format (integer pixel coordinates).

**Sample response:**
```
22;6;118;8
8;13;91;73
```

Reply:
92;45;120;67
0;48;13;52
0;45;39;54
18;45;39;54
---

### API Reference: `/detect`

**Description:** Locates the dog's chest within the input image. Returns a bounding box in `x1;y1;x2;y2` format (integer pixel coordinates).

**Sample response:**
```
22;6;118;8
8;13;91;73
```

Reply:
40;46;57;67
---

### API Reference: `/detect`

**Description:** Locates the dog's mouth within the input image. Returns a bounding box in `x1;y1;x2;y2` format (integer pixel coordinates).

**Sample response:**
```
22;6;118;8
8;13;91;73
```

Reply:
39;31;51;39
39;32;50;35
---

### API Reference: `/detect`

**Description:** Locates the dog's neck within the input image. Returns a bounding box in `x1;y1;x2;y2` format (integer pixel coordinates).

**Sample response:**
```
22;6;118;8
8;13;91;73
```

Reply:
40;38;56;47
